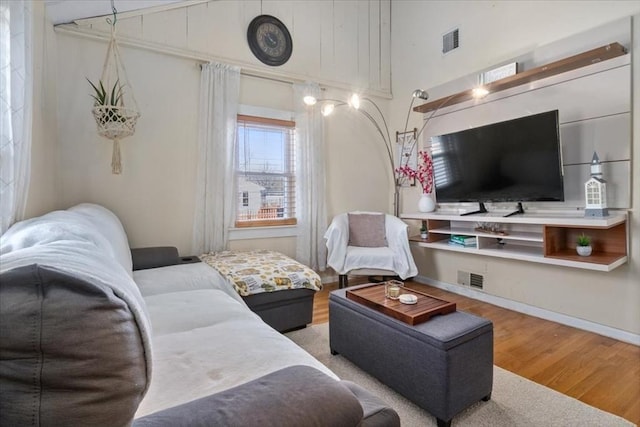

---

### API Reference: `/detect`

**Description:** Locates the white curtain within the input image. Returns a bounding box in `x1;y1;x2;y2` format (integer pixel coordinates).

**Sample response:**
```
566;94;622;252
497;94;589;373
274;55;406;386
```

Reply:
293;82;327;271
0;0;33;235
192;62;240;254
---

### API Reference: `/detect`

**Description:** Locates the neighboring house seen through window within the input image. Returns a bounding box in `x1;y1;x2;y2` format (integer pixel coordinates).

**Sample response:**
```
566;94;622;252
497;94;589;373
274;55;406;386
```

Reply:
235;115;296;227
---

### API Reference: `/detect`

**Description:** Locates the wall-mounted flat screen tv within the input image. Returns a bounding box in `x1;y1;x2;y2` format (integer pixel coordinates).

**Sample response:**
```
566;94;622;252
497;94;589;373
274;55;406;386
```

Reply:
431;110;564;205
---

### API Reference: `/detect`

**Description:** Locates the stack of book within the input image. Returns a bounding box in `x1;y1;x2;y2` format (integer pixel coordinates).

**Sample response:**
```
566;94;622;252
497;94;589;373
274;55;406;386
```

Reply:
449;235;477;247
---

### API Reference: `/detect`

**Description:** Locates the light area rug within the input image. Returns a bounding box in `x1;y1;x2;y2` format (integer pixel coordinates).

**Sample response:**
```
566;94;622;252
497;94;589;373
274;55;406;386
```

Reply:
286;323;634;427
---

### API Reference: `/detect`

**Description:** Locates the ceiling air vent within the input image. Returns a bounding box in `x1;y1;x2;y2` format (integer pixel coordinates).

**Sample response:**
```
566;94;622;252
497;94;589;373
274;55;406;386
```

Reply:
442;28;459;54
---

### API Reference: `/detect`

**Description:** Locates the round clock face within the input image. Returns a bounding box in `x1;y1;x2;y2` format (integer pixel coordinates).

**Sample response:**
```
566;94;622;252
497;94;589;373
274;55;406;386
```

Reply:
247;15;293;66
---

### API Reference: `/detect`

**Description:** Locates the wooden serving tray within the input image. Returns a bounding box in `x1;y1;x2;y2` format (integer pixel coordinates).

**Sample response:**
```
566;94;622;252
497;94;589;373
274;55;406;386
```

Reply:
346;283;456;325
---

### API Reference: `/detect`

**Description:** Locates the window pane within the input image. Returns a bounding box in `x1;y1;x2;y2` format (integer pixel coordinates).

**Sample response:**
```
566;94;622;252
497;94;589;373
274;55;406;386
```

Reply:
238;127;287;174
236;117;296;226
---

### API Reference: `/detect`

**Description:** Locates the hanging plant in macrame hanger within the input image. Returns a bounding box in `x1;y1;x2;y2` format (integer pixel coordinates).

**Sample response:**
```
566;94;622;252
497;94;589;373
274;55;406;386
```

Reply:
88;1;140;174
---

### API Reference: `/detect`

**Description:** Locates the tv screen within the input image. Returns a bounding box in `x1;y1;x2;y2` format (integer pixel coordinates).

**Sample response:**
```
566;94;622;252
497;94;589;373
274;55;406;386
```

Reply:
431;110;564;204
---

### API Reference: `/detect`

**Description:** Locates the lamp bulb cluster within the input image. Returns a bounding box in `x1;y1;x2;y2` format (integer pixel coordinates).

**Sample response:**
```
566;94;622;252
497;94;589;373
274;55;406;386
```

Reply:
303;95;317;106
320;104;335;116
348;94;361;109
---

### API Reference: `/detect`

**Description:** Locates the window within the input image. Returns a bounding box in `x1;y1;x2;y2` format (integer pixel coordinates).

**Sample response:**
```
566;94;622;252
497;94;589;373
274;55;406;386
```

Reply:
235;115;296;227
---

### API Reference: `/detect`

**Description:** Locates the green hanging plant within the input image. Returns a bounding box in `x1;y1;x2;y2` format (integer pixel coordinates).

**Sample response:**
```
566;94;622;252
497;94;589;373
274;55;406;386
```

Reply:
88;78;127;123
87;78;124;107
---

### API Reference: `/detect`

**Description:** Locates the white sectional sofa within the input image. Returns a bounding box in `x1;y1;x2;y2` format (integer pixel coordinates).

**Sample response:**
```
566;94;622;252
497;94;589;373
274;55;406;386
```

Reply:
0;203;399;426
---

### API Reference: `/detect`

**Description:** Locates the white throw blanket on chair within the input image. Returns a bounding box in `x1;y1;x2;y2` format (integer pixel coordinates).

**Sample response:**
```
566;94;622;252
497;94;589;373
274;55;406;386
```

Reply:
324;212;418;279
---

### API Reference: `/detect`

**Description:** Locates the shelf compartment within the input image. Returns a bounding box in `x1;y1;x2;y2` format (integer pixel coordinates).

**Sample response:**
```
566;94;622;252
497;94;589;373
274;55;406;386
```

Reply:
543;222;627;263
428;226;543;243
481;242;544;257
410;234;448;244
545;249;626;266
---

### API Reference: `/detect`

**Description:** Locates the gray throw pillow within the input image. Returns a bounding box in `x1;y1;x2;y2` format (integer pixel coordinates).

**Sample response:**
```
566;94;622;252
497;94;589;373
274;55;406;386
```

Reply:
348;213;387;247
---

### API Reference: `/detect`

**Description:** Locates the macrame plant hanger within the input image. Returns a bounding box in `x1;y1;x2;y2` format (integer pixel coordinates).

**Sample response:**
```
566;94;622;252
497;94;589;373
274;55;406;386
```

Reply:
90;0;140;174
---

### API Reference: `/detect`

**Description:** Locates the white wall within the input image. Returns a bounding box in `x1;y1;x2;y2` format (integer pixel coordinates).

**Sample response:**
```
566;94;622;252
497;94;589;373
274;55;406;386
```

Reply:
49;0;394;258
390;1;640;337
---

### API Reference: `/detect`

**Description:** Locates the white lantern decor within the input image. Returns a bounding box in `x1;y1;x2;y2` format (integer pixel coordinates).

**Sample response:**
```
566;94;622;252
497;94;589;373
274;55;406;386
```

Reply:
584;152;608;217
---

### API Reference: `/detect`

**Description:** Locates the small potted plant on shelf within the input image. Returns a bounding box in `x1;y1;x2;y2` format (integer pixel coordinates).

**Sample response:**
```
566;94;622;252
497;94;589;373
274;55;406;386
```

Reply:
576;233;592;257
420;225;428;239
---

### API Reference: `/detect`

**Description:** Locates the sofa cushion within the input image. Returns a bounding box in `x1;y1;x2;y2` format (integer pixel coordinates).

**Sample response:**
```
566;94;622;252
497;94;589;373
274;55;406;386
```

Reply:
0;209;114;256
69;203;133;275
0;265;148;427
342;381;401;427
348;213;387;247
134;262;245;304
133;366;364;427
137;288;337;417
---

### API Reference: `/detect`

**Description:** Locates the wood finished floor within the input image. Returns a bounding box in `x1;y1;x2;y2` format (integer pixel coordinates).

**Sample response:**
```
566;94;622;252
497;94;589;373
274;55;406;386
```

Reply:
311;280;640;425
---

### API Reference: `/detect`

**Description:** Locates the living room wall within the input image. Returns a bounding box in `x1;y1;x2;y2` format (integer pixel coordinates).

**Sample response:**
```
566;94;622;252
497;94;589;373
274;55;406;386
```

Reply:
390;1;640;340
26;1;639;338
48;1;394;259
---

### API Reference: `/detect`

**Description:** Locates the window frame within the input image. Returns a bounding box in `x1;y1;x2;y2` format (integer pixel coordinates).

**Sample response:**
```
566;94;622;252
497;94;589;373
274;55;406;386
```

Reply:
234;113;297;229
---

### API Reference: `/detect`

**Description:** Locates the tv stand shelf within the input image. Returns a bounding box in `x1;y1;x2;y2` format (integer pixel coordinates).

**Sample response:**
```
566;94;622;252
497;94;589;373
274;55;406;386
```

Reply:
401;211;628;271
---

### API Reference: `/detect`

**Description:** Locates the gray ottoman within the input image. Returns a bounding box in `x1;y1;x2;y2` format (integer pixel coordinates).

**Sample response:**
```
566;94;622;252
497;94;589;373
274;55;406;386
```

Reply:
329;285;493;427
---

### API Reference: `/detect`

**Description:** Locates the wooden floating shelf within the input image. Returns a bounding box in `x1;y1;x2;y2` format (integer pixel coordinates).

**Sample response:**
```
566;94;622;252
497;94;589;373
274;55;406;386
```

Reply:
413;42;627;114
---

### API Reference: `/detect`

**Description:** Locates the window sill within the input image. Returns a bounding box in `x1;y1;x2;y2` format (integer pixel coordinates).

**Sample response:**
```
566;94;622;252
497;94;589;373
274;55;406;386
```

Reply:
229;225;298;241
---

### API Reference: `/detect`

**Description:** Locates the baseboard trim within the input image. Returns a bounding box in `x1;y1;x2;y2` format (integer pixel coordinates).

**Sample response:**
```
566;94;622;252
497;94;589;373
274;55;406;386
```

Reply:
414;275;640;346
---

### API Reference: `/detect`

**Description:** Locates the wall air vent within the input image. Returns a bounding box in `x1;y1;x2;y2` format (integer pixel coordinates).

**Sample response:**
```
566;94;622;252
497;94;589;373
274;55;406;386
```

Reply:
457;270;484;289
442;28;459;54
470;273;484;289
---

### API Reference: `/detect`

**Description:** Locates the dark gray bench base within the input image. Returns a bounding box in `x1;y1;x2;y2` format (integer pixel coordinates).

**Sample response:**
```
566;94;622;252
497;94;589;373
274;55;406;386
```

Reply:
329;285;493;427
243;288;316;333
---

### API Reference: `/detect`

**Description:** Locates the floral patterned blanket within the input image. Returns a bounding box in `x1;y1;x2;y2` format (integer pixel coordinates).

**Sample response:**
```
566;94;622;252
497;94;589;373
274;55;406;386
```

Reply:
199;250;322;296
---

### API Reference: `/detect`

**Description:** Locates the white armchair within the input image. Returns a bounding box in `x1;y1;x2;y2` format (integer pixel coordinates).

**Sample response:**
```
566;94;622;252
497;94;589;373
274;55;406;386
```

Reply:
324;212;418;288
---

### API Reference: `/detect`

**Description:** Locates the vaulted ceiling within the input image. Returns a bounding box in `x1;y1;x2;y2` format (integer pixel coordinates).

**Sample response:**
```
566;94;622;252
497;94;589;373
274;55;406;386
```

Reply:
44;0;188;24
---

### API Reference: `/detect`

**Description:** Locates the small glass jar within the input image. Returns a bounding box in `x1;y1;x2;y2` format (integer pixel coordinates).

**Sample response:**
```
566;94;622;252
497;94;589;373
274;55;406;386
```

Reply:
385;280;404;300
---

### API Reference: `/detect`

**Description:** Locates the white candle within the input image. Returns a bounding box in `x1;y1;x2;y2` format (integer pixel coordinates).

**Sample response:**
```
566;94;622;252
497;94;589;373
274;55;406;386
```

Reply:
388;286;400;299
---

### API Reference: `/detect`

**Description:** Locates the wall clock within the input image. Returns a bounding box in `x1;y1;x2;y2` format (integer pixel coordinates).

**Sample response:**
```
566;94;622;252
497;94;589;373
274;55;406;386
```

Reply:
247;15;293;66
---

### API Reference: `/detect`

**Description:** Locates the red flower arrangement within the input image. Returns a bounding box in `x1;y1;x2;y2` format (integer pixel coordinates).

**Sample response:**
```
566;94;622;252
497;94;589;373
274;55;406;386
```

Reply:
396;150;434;194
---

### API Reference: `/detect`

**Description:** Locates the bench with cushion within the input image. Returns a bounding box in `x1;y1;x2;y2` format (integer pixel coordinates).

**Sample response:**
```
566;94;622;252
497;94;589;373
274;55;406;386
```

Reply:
329;284;493;427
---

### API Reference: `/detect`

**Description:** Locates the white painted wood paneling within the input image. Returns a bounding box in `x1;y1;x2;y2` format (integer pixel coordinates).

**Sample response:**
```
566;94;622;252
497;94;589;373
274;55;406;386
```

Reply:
185;3;216;54
292;1;322;73
357;1;371;87
74;0;392;95
368;1;381;90
319;1;336;82
379;0;391;92
561;113;631;164
333;1;359;84
141;8;188;47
